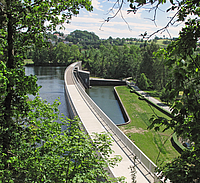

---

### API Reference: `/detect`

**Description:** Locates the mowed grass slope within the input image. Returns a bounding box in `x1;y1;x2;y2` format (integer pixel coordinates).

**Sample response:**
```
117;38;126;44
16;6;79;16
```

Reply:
116;86;179;166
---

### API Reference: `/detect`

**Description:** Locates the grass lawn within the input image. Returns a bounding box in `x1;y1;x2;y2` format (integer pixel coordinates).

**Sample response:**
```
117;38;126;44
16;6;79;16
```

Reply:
156;39;171;48
116;86;179;166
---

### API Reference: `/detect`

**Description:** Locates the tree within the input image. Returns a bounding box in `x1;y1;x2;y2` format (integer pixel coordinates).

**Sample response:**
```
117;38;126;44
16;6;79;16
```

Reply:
150;16;200;182
137;73;150;90
139;42;169;90
139;42;159;89
32;46;50;65
0;0;123;182
125;0;200;182
65;30;100;47
106;0;199;181
54;42;70;64
70;44;81;62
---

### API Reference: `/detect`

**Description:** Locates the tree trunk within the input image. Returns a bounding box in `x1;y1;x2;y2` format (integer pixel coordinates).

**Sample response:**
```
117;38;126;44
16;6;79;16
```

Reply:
3;0;15;169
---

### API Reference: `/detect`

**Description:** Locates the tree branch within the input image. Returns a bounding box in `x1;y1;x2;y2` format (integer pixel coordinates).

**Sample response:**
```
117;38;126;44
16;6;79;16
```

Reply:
102;0;183;39
99;0;124;30
143;2;161;27
189;54;200;70
146;9;180;39
156;132;174;165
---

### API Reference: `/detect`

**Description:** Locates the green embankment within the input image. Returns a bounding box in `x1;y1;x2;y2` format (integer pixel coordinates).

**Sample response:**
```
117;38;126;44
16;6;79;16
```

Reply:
116;86;179;166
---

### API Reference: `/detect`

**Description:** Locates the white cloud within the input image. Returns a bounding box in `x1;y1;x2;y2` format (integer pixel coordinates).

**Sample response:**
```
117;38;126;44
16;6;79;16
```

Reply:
82;11;99;17
61;20;181;39
92;0;103;11
119;9;142;19
70;16;103;24
56;0;184;39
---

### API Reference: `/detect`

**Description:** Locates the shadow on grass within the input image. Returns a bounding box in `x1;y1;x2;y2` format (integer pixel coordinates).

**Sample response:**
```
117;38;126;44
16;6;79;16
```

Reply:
154;133;167;155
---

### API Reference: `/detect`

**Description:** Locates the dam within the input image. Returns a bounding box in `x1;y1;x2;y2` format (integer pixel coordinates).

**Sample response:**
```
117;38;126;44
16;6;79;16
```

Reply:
64;62;158;183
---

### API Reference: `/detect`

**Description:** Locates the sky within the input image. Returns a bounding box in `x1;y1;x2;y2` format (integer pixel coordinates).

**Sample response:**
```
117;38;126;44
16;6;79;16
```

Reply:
59;0;184;39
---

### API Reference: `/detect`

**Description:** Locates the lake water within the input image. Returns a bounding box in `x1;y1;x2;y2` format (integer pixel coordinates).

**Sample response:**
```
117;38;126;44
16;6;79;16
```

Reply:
25;66;125;125
86;86;125;125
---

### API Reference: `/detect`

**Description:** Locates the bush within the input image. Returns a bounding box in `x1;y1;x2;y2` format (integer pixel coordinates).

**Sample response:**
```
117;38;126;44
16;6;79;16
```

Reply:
160;88;170;104
137;73;150;90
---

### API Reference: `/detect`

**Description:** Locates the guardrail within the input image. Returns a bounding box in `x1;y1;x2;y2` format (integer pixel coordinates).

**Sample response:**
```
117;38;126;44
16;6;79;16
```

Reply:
64;64;77;119
64;62;159;181
64;62;116;179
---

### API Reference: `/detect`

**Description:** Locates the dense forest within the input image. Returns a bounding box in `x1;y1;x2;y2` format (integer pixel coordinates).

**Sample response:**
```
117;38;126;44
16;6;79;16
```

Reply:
28;30;173;92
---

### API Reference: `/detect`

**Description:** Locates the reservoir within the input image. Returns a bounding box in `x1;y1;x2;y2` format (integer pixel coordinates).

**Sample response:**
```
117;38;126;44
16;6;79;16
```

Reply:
25;66;69;130
25;66;125;125
86;86;125;125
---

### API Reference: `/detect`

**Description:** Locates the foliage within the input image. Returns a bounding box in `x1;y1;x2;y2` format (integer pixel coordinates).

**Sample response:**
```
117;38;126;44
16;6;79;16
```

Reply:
65;30;137;48
1;95;122;182
152;24;200;182
66;30;99;45
160;87;170;104
32;42;82;65
126;0;200;182
139;42;169;90
0;0;125;182
31;36;169;90
82;44;142;79
116;86;179;165
137;73;150;90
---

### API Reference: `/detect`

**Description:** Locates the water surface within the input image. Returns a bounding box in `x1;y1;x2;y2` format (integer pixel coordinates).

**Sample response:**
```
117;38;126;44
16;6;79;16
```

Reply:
86;86;125;125
25;66;69;130
25;66;125;125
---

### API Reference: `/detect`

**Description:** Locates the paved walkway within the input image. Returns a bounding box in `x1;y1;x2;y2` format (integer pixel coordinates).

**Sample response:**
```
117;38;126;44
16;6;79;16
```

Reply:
129;82;171;112
67;86;155;183
65;64;157;183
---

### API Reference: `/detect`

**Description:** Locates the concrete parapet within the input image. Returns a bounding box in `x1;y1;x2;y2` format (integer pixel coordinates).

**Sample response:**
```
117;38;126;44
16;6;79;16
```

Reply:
64;62;161;182
90;78;126;86
78;70;90;89
114;87;131;126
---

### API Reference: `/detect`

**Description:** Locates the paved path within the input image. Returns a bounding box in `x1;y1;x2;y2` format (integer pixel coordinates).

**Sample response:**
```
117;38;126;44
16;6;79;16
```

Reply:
129;82;171;112
65;63;157;183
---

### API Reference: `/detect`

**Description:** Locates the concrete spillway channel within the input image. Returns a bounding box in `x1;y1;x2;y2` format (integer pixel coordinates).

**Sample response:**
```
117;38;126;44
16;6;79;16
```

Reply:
64;62;158;183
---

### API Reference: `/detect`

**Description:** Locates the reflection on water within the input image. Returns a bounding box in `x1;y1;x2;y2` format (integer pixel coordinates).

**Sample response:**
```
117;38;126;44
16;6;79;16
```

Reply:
25;66;125;126
86;86;125;125
25;66;69;130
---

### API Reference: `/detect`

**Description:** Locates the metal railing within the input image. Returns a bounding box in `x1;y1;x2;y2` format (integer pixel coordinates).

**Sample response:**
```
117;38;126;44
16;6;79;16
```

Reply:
64;62;117;179
64;62;158;181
